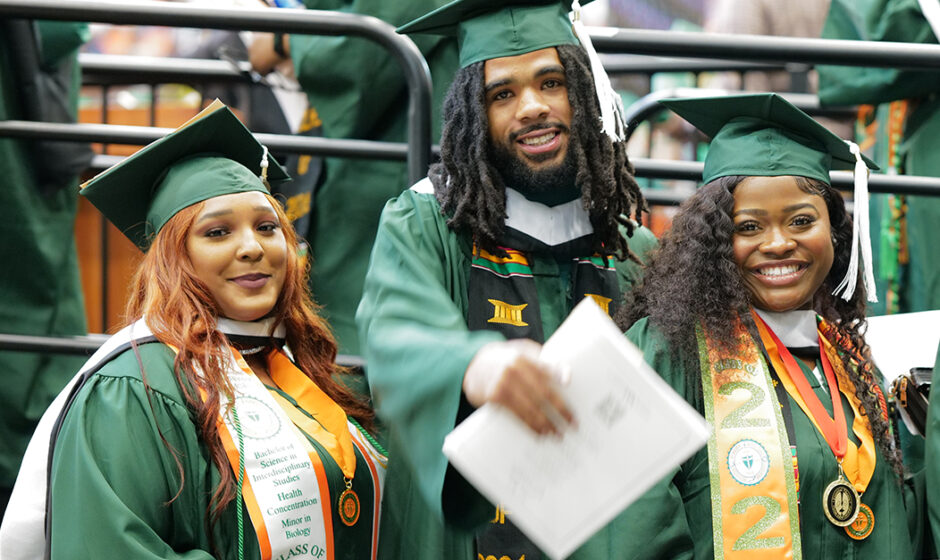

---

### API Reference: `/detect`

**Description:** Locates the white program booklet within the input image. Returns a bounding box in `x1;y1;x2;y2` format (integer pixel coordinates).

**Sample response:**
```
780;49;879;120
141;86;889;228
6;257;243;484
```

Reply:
442;299;709;559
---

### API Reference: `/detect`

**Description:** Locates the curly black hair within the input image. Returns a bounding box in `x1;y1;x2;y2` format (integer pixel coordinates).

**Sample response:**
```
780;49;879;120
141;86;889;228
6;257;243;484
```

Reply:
617;175;903;478
428;44;645;259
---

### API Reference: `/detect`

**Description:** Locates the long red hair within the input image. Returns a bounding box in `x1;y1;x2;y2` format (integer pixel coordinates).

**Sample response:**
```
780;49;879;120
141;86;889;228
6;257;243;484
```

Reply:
124;192;372;525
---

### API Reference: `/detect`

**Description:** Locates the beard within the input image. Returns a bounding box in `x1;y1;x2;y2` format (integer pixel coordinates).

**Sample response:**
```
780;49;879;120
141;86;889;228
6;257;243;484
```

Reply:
488;124;578;197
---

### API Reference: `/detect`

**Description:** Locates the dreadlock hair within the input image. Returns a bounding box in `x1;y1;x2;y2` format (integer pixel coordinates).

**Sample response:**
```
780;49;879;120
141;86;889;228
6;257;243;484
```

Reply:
124;192;373;550
616;175;904;478
429;44;646;260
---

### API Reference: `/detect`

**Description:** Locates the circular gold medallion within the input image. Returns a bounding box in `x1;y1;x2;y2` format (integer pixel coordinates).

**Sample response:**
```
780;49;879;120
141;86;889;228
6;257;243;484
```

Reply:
845;502;875;540
822;478;860;527
338;488;360;526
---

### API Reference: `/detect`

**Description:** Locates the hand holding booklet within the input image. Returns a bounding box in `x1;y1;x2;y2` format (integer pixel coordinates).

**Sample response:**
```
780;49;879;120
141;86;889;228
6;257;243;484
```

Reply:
443;299;709;559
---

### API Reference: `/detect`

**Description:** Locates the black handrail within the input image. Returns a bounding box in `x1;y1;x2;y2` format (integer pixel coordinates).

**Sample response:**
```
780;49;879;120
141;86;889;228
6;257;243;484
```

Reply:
600;53;792;74
632;159;940;198
0;332;365;368
590;27;940;69
0;120;408;160
79;53;255;85
0;0;433;183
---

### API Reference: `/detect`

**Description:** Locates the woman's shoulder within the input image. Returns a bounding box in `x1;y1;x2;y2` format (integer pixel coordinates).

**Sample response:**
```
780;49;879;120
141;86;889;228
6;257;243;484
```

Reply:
80;340;185;407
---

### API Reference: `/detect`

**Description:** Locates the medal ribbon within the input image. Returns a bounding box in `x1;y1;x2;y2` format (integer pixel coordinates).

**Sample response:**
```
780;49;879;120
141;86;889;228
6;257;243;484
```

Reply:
265;350;387;559
753;312;876;494
267;350;356;479
753;312;847;459
697;321;802;560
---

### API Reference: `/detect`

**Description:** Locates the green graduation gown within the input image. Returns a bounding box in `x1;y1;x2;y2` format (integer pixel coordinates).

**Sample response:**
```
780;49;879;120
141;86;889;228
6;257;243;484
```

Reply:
356;189;679;559
817;0;940;313
925;340;940;556
0;21;89;496
289;0;458;356
49;341;380;560
623;317;923;559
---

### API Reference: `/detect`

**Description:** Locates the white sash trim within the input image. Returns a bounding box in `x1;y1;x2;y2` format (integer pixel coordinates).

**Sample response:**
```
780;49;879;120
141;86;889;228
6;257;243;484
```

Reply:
504;188;593;246
0;319;154;560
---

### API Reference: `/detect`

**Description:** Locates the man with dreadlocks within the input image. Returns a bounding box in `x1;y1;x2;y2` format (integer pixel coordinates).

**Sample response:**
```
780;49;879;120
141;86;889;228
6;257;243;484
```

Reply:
356;0;661;558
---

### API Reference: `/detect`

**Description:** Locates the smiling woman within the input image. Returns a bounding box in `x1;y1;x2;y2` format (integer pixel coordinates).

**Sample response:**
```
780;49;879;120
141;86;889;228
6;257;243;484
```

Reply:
731;175;835;313
613;93;924;558
0;102;385;560
186;191;288;323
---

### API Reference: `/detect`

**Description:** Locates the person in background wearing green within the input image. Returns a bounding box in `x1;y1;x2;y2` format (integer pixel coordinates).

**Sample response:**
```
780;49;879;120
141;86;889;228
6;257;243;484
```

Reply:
0;103;385;559
619;93;923;558
0;19;90;517
249;0;458;360
356;0;660;557
927;339;940;555
817;0;940;315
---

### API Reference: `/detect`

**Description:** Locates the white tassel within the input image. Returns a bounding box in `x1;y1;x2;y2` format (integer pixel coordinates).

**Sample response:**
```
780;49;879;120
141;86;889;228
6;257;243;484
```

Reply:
260;145;270;185
833;142;878;303
569;0;626;142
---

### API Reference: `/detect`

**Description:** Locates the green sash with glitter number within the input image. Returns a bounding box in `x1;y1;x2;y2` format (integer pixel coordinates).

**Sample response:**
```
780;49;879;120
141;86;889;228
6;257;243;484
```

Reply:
697;321;802;560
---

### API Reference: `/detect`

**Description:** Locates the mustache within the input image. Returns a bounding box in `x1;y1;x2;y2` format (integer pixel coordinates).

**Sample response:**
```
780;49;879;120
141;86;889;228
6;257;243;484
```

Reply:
509;122;570;143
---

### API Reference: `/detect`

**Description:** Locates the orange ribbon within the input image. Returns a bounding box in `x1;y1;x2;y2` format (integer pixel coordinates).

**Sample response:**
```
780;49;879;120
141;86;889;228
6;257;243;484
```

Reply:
753;312;877;494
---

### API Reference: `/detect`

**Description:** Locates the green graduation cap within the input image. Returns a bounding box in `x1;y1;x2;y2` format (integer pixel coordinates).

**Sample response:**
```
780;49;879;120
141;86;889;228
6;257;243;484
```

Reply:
399;0;628;141
660;93;878;185
398;0;593;68
663;92;880;303
81;100;289;251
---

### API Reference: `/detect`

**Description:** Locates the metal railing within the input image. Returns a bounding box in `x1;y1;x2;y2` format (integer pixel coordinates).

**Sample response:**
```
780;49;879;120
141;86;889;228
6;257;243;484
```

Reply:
0;0;433;183
590;27;940;69
0;331;365;368
4;7;940;356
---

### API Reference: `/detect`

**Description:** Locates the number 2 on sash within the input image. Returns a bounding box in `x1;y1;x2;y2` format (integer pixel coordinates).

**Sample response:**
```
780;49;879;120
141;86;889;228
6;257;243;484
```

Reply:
730;496;786;550
719;381;771;429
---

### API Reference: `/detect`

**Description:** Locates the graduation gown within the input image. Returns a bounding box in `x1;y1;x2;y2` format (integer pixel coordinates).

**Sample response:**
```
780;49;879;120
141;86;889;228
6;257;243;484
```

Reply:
356;189;667;559
48;341;381;560
0;21;89;494
925;341;940;556
622;317;923;559
289;0;458;356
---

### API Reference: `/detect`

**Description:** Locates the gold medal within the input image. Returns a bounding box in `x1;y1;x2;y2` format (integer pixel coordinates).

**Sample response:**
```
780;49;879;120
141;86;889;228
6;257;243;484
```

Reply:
845;502;875;540
822;470;859;527
338;478;360;527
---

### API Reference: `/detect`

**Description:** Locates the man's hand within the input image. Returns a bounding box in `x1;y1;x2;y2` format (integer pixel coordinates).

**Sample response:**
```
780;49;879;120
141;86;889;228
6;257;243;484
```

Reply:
463;339;574;435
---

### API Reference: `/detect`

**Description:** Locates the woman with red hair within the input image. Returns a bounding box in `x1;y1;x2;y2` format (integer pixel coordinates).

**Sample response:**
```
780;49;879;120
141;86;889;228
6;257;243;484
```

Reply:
0;102;384;560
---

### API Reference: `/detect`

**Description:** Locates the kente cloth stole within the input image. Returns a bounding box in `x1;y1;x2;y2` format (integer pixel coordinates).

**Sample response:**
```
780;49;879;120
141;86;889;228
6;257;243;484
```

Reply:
468;246;620;560
195;347;385;560
697;321;803;560
468;246;620;342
